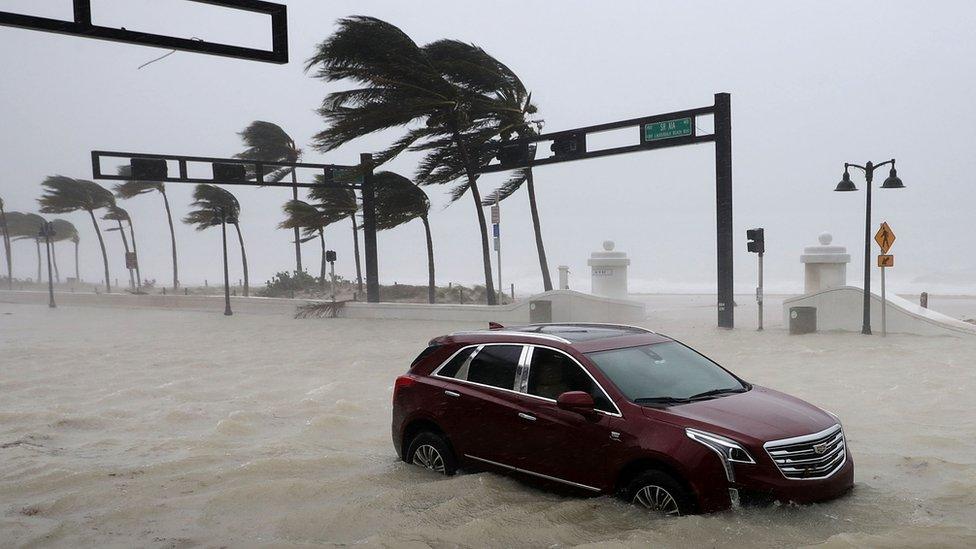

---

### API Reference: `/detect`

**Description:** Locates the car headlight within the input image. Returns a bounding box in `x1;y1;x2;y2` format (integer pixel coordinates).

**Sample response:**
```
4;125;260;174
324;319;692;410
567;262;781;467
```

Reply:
686;428;755;482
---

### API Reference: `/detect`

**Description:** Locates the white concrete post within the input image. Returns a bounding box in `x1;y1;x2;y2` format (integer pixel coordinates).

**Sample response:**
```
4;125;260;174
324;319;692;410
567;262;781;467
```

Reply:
588;241;630;299
801;233;850;294
557;265;570;290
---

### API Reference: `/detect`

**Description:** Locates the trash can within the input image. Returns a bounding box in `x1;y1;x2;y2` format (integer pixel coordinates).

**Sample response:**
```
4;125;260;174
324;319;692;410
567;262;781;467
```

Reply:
529;300;552;323
789;306;817;335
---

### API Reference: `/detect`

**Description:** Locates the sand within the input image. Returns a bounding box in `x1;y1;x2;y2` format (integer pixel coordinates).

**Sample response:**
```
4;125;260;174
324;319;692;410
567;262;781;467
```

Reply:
2;299;975;548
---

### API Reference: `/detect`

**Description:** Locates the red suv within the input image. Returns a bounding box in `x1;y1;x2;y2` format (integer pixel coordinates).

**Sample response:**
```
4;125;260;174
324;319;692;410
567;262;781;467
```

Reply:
392;323;853;515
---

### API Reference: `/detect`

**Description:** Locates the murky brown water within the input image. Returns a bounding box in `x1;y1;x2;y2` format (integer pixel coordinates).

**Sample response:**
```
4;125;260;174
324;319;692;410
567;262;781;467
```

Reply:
2;301;975;547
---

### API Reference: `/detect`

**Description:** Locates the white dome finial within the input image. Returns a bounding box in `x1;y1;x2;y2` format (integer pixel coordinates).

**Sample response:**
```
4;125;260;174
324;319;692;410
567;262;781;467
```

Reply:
603;240;615;251
818;232;832;245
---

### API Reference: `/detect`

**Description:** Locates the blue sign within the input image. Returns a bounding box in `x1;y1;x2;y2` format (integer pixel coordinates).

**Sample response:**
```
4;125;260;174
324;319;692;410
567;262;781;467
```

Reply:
493;223;499;237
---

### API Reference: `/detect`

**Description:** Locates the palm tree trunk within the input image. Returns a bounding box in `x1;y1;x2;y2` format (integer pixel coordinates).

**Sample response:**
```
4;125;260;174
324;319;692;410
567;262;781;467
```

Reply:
117;220;136;291
127;219;141;290
421;215;435;304
74;239;79;281
292;170;303;273
52;243;60;283
0;203;11;289
233;222;249;297
319;228;326;290
351;215;363;295
451;129;496;305
35;240;41;282
161;189;179;291
87;209;111;293
525;169;553;291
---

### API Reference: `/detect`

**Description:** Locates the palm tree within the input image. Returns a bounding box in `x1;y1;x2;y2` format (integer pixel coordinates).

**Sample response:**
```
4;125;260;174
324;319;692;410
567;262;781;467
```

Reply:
102;206;138;291
49;219;79;283
38;176;115;292
308;178;362;294
278;200;337;289
0;197;11;289
183;185;249;296
373;171;436;303
237;121;304;273
4;212;45;282
115;166;179;291
306;16;513;304
48;219;78;284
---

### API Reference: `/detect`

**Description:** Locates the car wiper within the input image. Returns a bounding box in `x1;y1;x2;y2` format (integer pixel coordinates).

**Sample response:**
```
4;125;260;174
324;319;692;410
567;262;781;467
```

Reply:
688;387;748;401
633;396;692;406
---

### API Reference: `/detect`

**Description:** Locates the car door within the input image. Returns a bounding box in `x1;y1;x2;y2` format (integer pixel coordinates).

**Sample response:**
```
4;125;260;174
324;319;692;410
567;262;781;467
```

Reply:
430;343;528;467
512;345;620;491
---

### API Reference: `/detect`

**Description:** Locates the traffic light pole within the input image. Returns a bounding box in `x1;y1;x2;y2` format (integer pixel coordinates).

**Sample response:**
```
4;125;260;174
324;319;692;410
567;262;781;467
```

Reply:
757;252;764;331
476;93;735;328
360;153;379;303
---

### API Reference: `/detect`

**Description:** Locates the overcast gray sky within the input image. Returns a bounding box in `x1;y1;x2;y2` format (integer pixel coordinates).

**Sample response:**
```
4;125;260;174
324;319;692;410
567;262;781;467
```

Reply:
2;0;975;295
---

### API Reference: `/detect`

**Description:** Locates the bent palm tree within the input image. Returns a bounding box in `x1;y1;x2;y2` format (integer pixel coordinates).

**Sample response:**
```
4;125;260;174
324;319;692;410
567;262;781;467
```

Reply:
38;177;115;292
0;197;11;289
237;121;304;273
308;178;362;293
307;16;508;304
50;219;79;283
102;206;137;291
373;171;436;303
4;212;45;282
279;200;338;289
183;185;249;296
115;166;179;290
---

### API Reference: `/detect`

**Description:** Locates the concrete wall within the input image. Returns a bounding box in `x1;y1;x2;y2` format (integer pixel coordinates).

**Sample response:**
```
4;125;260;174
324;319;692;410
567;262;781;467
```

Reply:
782;286;976;337
0;290;299;316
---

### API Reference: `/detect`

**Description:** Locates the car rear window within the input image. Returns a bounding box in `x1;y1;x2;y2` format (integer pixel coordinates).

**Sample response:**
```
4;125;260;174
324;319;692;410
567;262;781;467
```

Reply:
466;345;522;390
436;347;475;378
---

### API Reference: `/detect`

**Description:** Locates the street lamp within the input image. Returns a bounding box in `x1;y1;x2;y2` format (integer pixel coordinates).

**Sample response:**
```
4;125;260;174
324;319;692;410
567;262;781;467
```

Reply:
38;221;56;308
211;208;234;316
833;159;904;334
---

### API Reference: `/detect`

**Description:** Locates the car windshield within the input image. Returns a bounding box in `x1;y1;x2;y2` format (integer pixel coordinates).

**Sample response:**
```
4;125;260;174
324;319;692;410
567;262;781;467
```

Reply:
585;342;747;404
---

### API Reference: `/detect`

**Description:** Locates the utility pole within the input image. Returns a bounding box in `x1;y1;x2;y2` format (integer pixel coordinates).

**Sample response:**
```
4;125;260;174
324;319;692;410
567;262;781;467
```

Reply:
40;222;56;308
492;195;501;304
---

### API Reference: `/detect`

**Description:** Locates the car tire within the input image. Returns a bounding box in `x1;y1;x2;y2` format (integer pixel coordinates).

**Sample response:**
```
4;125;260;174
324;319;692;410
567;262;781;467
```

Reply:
624;469;694;516
406;431;458;476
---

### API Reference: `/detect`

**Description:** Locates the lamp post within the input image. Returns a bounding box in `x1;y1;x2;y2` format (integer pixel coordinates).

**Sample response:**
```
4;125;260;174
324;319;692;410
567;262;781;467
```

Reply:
39;221;56;308
833;159;904;334
212;208;234;316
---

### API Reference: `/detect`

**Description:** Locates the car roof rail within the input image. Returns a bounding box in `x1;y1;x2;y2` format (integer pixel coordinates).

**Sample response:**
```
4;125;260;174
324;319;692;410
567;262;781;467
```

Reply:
523;322;657;334
447;330;572;344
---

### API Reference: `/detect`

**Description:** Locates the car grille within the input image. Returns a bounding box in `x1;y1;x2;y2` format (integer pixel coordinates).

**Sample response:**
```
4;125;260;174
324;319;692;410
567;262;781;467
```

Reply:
764;424;846;480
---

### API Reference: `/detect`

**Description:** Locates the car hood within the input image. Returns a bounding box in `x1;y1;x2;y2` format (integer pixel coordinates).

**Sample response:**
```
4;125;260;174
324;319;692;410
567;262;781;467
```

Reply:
644;385;837;444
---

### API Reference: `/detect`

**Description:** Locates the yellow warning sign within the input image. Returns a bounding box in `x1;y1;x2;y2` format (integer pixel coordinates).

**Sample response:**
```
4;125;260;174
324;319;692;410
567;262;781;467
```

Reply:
875;222;896;254
878;254;894;268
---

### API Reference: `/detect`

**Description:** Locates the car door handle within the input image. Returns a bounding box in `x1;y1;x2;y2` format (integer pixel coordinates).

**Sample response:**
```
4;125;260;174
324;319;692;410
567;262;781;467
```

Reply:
518;412;537;422
444;390;460;398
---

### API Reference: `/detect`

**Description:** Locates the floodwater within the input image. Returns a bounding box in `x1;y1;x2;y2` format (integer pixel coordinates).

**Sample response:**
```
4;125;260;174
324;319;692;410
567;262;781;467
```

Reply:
2;299;975;547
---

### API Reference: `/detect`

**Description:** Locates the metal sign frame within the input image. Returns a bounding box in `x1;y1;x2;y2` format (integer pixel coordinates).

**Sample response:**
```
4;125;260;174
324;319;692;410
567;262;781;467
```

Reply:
0;0;288;64
476;93;734;328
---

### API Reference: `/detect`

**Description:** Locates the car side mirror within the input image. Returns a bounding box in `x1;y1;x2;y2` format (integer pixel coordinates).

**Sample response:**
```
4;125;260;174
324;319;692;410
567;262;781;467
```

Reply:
556;391;596;416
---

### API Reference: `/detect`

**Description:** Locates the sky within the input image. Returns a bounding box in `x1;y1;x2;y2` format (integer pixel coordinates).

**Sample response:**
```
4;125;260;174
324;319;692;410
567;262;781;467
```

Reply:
2;0;975;296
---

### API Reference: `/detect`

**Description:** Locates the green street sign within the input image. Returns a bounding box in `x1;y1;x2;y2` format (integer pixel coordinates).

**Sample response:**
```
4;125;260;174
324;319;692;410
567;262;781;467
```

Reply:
643;117;693;142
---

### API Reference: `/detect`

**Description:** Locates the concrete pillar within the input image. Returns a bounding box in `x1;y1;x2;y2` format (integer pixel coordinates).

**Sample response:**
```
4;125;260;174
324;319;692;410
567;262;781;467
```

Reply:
801;233;850;294
588;241;630;299
557;265;569;290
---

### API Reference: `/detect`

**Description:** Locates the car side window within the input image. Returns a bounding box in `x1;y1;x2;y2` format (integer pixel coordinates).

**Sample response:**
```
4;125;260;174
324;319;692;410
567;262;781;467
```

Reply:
465;345;523;390
437;347;476;378
527;347;616;413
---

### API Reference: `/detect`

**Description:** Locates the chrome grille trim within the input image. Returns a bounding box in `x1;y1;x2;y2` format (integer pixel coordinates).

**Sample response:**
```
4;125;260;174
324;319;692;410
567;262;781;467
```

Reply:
763;424;847;480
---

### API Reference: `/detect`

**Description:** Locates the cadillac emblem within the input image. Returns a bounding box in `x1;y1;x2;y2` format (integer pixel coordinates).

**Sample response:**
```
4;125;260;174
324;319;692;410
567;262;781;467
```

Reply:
813;443;828;455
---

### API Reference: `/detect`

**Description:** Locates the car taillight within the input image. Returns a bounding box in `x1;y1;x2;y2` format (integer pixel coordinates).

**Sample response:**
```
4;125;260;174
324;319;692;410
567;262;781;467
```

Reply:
393;375;415;401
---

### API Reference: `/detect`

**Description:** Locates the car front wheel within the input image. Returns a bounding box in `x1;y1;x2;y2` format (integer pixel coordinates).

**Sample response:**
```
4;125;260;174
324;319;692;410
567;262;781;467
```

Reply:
625;470;693;516
406;431;457;476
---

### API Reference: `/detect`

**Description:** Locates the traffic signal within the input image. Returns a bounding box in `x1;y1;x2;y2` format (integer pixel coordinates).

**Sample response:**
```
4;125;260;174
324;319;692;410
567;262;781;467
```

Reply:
496;141;530;167
325;250;337;263
746;228;764;254
212;162;246;183
130;158;168;181
550;132;586;158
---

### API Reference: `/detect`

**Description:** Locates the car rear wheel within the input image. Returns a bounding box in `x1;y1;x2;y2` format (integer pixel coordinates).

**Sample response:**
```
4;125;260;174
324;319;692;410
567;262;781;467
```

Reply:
625;470;693;516
406;431;457;476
